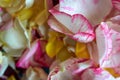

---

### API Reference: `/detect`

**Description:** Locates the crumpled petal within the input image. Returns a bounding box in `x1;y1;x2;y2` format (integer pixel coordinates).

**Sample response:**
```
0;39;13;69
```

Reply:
59;0;112;25
112;0;120;11
96;16;120;68
48;7;95;43
48;58;95;80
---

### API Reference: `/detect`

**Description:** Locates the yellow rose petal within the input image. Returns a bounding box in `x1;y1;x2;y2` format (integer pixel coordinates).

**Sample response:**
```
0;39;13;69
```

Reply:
105;68;120;78
76;42;90;59
46;31;64;58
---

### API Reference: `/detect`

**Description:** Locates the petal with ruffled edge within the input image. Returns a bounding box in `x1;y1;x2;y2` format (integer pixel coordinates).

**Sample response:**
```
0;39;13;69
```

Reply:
59;0;112;25
96;16;120;68
48;7;95;43
48;58;95;80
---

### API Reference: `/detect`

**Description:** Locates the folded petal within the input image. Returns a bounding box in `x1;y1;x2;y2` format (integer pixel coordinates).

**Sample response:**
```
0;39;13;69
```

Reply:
48;8;95;43
48;58;94;80
96;17;120;68
16;39;42;68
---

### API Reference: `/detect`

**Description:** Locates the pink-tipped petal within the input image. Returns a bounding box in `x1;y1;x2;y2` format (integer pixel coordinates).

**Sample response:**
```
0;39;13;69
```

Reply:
48;58;95;80
59;0;112;25
48;8;95;43
96;19;120;68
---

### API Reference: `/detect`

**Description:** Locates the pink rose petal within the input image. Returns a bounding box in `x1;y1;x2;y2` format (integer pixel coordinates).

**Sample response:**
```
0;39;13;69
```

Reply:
96;18;120;68
59;0;112;25
112;0;120;11
81;68;115;80
48;58;95;80
16;39;43;68
48;7;95;43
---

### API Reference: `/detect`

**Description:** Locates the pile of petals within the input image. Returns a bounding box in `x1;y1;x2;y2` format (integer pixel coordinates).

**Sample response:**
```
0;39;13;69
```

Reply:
0;0;120;80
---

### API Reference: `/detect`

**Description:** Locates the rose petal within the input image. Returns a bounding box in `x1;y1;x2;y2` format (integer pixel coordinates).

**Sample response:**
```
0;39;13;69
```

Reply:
76;42;90;59
0;19;27;49
59;0;112;25
110;15;120;24
16;39;42;68
105;68;120;77
87;41;99;65
46;30;64;58
48;58;94;80
96;20;120;68
81;68;115;80
48;7;95;43
112;0;120;11
0;52;8;76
